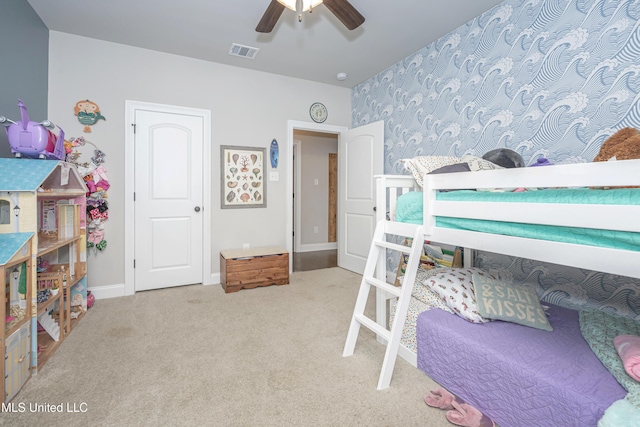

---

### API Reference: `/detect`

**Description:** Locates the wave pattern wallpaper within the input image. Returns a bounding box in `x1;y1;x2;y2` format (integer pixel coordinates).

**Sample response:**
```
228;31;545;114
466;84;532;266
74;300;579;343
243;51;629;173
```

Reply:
352;0;640;319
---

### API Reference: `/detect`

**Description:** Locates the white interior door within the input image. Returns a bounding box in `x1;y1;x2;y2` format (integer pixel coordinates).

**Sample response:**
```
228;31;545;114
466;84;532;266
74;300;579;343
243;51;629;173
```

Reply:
338;121;384;274
134;109;204;291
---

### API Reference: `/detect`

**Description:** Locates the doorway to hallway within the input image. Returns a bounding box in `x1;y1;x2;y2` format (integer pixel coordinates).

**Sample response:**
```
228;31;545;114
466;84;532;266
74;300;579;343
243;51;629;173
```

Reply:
293;249;337;272
292;129;338;272
285;120;383;275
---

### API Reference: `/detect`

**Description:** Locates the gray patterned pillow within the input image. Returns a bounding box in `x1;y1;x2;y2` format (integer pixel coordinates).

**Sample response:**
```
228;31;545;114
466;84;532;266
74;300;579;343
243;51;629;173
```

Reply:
424;267;494;323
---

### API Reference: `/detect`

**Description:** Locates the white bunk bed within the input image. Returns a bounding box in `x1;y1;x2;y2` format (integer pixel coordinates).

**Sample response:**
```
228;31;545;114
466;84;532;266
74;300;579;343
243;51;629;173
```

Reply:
343;158;640;390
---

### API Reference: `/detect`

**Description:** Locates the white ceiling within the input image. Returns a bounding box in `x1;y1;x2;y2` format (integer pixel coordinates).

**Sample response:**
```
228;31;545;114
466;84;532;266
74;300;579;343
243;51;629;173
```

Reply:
27;0;505;88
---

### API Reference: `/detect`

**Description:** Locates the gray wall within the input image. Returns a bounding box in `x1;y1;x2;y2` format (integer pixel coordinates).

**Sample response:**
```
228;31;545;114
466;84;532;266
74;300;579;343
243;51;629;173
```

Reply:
47;31;351;295
0;0;49;158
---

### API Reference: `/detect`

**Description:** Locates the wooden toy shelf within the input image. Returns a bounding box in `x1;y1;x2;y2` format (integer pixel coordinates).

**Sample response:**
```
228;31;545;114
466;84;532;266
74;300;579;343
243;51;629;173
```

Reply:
35;228;87;367
1;159;89;402
35;287;62;368
36;289;61;314
4;251;32;339
35;335;58;369
37;234;82;254
0;233;34;403
5;310;30;339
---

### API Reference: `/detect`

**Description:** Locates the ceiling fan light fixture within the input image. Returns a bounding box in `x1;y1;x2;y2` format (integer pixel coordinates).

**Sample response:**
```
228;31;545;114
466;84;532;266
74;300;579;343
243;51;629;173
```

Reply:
257;0;364;33
277;0;323;12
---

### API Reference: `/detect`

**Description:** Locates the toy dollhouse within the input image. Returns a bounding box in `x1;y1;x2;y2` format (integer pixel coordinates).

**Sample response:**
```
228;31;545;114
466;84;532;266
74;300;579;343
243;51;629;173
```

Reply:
0;158;88;402
0;232;34;402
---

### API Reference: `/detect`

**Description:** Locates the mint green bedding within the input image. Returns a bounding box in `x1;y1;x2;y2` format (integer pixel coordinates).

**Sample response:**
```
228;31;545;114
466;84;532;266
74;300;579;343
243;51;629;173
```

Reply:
395;188;640;251
579;309;640;410
598;398;640;427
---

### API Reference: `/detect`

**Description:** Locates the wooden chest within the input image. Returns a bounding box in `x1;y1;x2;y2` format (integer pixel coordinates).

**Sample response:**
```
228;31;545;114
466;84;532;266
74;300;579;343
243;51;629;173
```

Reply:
220;246;289;293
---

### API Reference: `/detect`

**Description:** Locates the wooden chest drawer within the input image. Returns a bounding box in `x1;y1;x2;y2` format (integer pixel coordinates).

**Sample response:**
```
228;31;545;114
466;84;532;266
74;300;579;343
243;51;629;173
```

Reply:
220;246;289;293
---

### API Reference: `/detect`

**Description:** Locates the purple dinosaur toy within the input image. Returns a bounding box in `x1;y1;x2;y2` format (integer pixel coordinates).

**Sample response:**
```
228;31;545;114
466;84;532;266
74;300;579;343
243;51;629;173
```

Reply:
0;99;65;160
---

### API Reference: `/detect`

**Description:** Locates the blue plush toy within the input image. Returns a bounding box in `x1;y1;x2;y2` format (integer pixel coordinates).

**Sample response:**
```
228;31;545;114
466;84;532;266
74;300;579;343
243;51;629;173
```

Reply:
530;157;553;167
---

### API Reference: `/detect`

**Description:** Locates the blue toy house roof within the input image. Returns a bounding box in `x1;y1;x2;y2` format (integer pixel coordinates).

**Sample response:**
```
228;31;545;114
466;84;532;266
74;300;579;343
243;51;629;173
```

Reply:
0;158;60;192
0;232;33;266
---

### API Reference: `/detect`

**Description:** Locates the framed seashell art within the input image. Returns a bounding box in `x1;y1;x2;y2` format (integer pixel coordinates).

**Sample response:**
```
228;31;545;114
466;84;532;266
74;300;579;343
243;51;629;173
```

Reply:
220;145;266;209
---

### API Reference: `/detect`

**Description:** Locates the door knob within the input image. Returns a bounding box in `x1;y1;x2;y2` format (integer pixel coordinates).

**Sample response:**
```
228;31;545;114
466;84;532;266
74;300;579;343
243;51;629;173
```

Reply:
194;206;201;212
373;206;377;212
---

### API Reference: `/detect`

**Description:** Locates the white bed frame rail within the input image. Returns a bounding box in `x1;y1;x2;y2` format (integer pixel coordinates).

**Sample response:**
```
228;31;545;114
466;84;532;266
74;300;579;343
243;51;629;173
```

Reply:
423;159;640;279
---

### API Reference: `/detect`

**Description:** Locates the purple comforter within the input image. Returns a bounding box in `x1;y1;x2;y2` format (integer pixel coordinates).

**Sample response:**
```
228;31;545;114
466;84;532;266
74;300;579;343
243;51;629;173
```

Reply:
416;304;626;427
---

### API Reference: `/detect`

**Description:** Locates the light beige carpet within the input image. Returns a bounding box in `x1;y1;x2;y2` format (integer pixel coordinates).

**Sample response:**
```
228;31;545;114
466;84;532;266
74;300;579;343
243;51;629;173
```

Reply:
4;267;452;427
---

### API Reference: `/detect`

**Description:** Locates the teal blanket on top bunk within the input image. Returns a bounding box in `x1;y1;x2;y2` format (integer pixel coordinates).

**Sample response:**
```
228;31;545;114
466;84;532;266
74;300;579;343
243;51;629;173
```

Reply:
395;188;640;251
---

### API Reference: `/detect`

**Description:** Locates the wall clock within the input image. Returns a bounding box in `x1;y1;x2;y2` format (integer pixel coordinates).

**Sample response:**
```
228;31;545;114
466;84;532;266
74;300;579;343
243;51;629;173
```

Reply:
310;102;328;123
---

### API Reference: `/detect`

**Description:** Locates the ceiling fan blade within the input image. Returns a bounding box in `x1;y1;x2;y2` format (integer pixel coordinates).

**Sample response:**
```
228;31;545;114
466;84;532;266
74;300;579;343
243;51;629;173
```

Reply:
323;0;365;30
256;0;286;33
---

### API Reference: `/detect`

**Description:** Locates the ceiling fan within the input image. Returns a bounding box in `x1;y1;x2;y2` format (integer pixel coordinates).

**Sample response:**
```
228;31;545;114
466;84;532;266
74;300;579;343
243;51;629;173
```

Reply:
256;0;365;33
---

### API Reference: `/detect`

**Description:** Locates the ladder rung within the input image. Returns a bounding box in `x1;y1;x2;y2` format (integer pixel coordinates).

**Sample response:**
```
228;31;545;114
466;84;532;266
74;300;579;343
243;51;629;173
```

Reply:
363;276;402;297
342;221;426;390
354;313;390;341
375;240;410;253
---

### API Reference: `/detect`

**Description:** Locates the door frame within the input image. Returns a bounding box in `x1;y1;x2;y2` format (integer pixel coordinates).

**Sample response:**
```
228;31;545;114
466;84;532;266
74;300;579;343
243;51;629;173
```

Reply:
124;100;212;296
286;120;347;273
293;139;301;253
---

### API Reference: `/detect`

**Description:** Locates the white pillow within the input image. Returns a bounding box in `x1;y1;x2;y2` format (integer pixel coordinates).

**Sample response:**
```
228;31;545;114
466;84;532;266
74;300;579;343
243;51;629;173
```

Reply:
462;155;504;172
400;156;462;187
412;268;454;314
423;267;494;323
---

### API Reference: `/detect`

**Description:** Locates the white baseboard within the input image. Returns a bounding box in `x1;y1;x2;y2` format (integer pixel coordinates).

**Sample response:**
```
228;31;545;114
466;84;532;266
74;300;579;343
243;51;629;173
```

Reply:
89;284;125;300
298;242;337;253
208;273;221;286
91;273;222;299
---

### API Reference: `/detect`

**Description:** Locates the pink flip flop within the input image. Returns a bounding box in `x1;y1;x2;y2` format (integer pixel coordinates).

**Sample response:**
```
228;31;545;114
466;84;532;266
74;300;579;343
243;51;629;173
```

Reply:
446;400;495;427
424;387;456;410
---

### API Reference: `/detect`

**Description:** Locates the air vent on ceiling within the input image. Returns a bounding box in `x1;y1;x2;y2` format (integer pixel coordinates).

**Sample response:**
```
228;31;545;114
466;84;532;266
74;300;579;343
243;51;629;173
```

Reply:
229;43;260;59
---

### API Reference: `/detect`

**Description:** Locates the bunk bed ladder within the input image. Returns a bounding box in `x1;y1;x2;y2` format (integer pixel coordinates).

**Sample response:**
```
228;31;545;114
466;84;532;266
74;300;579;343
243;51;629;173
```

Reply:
342;221;424;390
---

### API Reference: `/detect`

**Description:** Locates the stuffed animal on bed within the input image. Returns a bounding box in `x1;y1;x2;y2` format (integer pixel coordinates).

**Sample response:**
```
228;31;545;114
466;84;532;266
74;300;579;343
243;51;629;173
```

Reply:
593;127;640;189
482;148;524;168
594;127;640;162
